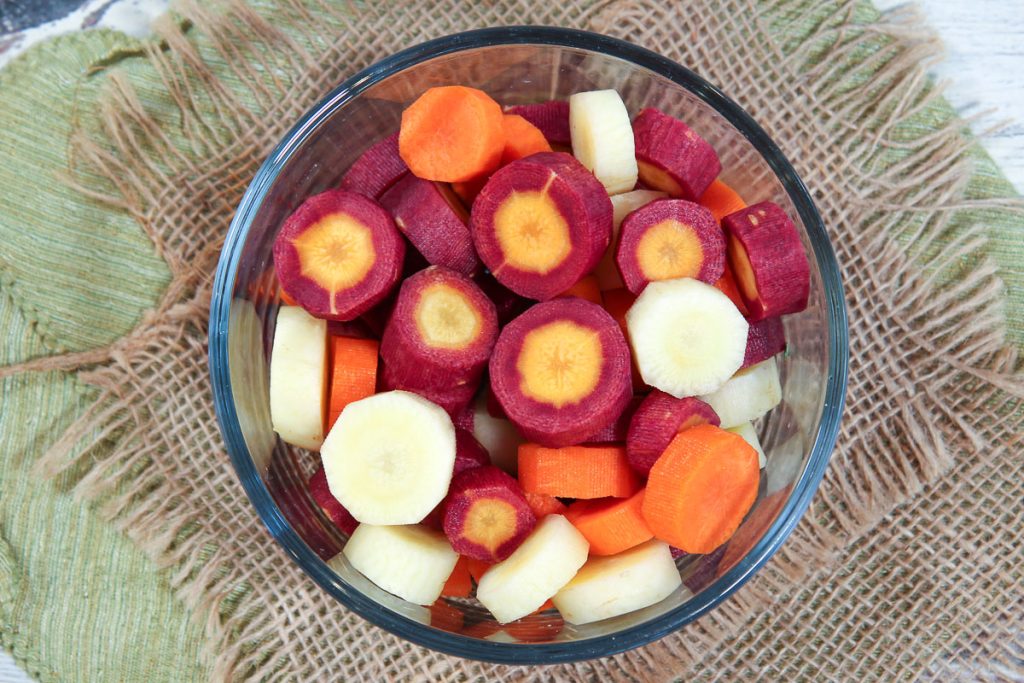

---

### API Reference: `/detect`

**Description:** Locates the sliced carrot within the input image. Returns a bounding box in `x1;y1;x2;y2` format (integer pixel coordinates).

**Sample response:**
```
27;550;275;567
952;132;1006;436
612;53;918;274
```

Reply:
564;491;653;556
441;556;473;598
641;424;759;554
558;275;603;306
429;599;465;633
714;264;750;317
500;114;553;165
399;86;505;183
280;289;298;306
523;491;568;519
465;557;492;585
698;179;747;223
326;336;379;431
518;444;640;499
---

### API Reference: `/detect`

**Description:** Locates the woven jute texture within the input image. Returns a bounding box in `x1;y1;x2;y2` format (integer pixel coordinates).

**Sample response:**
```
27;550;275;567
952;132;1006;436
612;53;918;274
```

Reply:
3;0;1022;680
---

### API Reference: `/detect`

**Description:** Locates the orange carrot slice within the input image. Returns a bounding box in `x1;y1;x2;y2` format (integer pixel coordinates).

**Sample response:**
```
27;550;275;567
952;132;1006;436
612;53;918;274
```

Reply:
441;556;473;598
326;336;379;431
698;179;747;223
641;424;759;554
518;444;640;499
558;275;603;306
523;491;568;519
399;86;505;183
564;491;653;556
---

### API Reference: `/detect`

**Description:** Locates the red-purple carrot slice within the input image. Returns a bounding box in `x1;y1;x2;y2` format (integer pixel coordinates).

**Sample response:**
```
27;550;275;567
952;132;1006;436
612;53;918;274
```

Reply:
308;465;358;535
339;132;409;199
632;108;721;200
443;466;537;562
273;189;405;321
742;316;786;369
471;152;612;301
615;199;725;294
380;266;499;391
488;298;632;447
380;174;480;276
721;201;810;321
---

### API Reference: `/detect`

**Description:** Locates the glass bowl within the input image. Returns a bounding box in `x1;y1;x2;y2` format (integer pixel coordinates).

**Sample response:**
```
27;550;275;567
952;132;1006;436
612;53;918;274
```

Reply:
209;26;848;664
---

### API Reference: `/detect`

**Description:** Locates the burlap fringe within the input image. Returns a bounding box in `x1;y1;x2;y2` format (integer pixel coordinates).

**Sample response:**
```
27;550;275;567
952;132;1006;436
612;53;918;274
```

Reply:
3;0;1021;680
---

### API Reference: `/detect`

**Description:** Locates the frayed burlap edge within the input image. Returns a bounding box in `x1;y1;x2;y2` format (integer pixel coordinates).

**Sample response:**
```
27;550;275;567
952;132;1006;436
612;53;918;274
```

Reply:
2;0;1022;680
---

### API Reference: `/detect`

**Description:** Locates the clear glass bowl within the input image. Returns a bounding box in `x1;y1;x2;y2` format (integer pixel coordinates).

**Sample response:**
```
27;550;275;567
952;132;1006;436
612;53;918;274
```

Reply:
209;26;848;663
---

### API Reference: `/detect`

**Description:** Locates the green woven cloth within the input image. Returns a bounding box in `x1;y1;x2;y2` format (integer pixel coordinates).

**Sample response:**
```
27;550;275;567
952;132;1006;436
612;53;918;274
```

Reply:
0;30;206;683
0;1;1020;681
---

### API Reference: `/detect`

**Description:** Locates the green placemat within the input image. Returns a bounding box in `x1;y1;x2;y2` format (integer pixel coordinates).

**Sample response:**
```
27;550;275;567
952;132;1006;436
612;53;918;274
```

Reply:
1;0;1020;681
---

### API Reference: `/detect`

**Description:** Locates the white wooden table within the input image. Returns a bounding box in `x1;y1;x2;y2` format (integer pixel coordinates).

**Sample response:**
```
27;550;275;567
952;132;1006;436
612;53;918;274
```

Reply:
0;1;1021;681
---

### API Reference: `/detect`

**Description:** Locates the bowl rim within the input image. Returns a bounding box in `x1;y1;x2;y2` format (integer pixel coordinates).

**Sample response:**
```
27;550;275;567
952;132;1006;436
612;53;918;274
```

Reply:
209;25;849;665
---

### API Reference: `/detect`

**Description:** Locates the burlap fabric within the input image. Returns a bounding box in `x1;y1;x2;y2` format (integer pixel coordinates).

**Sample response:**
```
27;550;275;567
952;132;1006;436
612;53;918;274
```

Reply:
3;0;1022;680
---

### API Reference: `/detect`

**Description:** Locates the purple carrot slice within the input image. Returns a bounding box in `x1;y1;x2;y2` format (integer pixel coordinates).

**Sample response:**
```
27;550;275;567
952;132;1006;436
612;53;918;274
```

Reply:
308;465;358;535
443;465;537;562
273;189;405;321
380;174;480;276
454;428;491;474
338;132;409;199
615;199;725;294
471;152;612;301
380;266;498;390
632;108;721;200
721;201;810;321
489;298;632;447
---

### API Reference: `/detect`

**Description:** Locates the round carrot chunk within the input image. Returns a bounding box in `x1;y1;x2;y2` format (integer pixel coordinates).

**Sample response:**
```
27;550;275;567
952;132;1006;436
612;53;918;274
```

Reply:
641;424;760;554
399;86;505;183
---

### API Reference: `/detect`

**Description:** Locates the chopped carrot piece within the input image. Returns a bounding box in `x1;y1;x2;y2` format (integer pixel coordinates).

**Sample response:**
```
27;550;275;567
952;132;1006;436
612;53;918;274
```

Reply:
518;444;640;499
564;491;653;555
500;114;553;165
523;491;568;518
641;424;759;554
399;86;505;183
558;275;603;306
280;289;298;306
698;179;747;223
441;556;473;598
326;336;379;431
